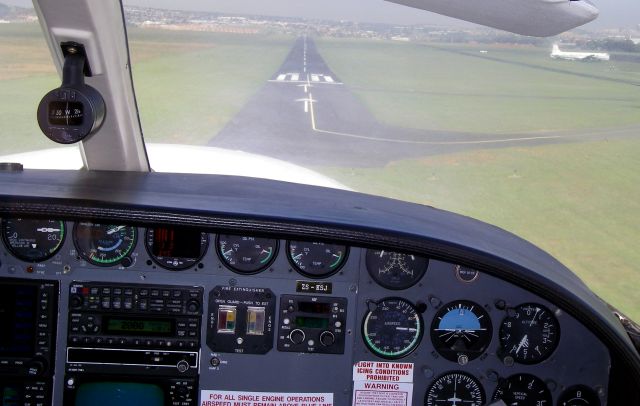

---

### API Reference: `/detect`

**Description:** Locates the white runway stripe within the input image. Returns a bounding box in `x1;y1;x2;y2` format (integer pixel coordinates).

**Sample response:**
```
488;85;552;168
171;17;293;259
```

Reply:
311;74;320;82
324;76;334;83
276;74;286;81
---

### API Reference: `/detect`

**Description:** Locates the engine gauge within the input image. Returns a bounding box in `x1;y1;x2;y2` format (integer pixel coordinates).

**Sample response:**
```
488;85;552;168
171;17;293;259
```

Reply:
1;218;65;262
366;249;428;290
73;222;136;266
431;300;492;363
425;371;485;406
362;297;423;359
499;303;560;364
146;226;209;270
287;240;348;278
557;385;600;406
217;234;278;274
492;373;552;405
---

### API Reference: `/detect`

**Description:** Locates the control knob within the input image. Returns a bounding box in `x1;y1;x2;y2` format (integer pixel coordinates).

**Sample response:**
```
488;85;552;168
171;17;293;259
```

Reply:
176;359;190;373
320;331;335;347
289;329;305;345
70;294;84;309
27;358;47;377
175;385;190;400
186;299;200;313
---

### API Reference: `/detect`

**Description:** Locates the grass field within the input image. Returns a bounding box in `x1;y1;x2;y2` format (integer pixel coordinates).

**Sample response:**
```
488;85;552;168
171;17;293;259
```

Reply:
0;24;293;153
127;28;293;145
319;138;640;320
317;39;640;134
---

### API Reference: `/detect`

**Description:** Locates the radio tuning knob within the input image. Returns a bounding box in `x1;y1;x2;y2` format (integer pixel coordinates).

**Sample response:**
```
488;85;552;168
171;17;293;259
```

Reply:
289;329;305;345
175;386;189;400
186;299;200;313
27;358;47;376
176;360;190;373
320;331;335;347
70;294;84;309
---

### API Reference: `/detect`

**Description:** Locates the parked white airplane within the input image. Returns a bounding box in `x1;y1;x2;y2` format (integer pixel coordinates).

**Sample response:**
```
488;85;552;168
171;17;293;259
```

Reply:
551;43;611;61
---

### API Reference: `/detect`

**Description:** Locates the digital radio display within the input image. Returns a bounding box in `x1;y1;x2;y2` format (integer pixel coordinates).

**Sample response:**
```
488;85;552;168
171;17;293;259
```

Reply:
0;285;37;357
297;301;331;314
103;317;174;336
295;316;329;329
151;227;201;258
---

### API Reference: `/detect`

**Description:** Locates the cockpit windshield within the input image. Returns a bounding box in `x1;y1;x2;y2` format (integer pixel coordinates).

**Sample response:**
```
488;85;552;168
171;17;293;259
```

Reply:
0;0;638;322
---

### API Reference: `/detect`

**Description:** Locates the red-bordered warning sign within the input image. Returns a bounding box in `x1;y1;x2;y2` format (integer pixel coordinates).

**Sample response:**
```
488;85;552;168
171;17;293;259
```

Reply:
352;361;414;406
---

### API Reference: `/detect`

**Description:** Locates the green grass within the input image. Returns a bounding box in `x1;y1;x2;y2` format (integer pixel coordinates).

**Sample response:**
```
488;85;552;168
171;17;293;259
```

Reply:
0;24;59;154
0;24;293;153
316;39;640;134
318;138;640;321
127;29;293;144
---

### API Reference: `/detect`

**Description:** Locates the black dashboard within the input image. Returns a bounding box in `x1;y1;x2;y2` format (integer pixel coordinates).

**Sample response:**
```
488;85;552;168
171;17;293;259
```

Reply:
0;169;638;406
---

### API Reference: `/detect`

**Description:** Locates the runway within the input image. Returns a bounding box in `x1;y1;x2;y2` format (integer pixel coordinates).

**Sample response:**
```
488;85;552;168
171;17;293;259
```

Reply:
210;37;638;167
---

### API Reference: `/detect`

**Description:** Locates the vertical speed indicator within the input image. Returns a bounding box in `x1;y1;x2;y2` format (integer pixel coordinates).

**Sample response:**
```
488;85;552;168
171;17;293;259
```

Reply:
362;298;423;359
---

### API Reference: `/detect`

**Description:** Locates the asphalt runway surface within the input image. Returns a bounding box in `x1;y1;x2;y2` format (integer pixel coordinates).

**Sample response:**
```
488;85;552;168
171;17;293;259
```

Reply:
210;37;638;168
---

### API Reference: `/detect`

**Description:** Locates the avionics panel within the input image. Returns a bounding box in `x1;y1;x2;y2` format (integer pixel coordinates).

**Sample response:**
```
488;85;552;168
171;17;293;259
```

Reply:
0;218;613;405
0;278;58;406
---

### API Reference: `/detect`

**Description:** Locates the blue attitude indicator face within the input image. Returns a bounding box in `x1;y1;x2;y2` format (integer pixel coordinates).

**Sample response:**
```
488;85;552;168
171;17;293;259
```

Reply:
430;300;492;363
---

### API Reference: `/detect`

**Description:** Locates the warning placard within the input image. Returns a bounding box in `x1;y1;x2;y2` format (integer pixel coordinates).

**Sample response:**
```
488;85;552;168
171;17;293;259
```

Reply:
200;390;333;406
352;361;414;406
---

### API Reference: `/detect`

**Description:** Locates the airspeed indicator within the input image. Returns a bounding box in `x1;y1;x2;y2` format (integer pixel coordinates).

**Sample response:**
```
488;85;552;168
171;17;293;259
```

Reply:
362;297;423;359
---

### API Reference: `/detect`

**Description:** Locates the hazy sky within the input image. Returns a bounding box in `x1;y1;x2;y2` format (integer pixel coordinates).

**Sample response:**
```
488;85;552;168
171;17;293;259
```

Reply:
4;0;639;29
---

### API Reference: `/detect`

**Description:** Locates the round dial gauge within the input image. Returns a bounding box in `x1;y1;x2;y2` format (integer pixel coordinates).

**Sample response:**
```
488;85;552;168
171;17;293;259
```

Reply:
425;372;485;406
287;241;348;278
557;385;600;406
431;300;492;363
73;222;136;266
145;227;209;270
1;218;65;262
362;298;423;359
366;249;428;290
499;303;560;364
217;234;278;274
492;374;552;406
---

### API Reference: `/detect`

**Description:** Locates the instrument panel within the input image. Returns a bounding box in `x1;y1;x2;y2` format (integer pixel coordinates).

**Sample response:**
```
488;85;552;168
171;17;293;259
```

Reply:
0;217;611;406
